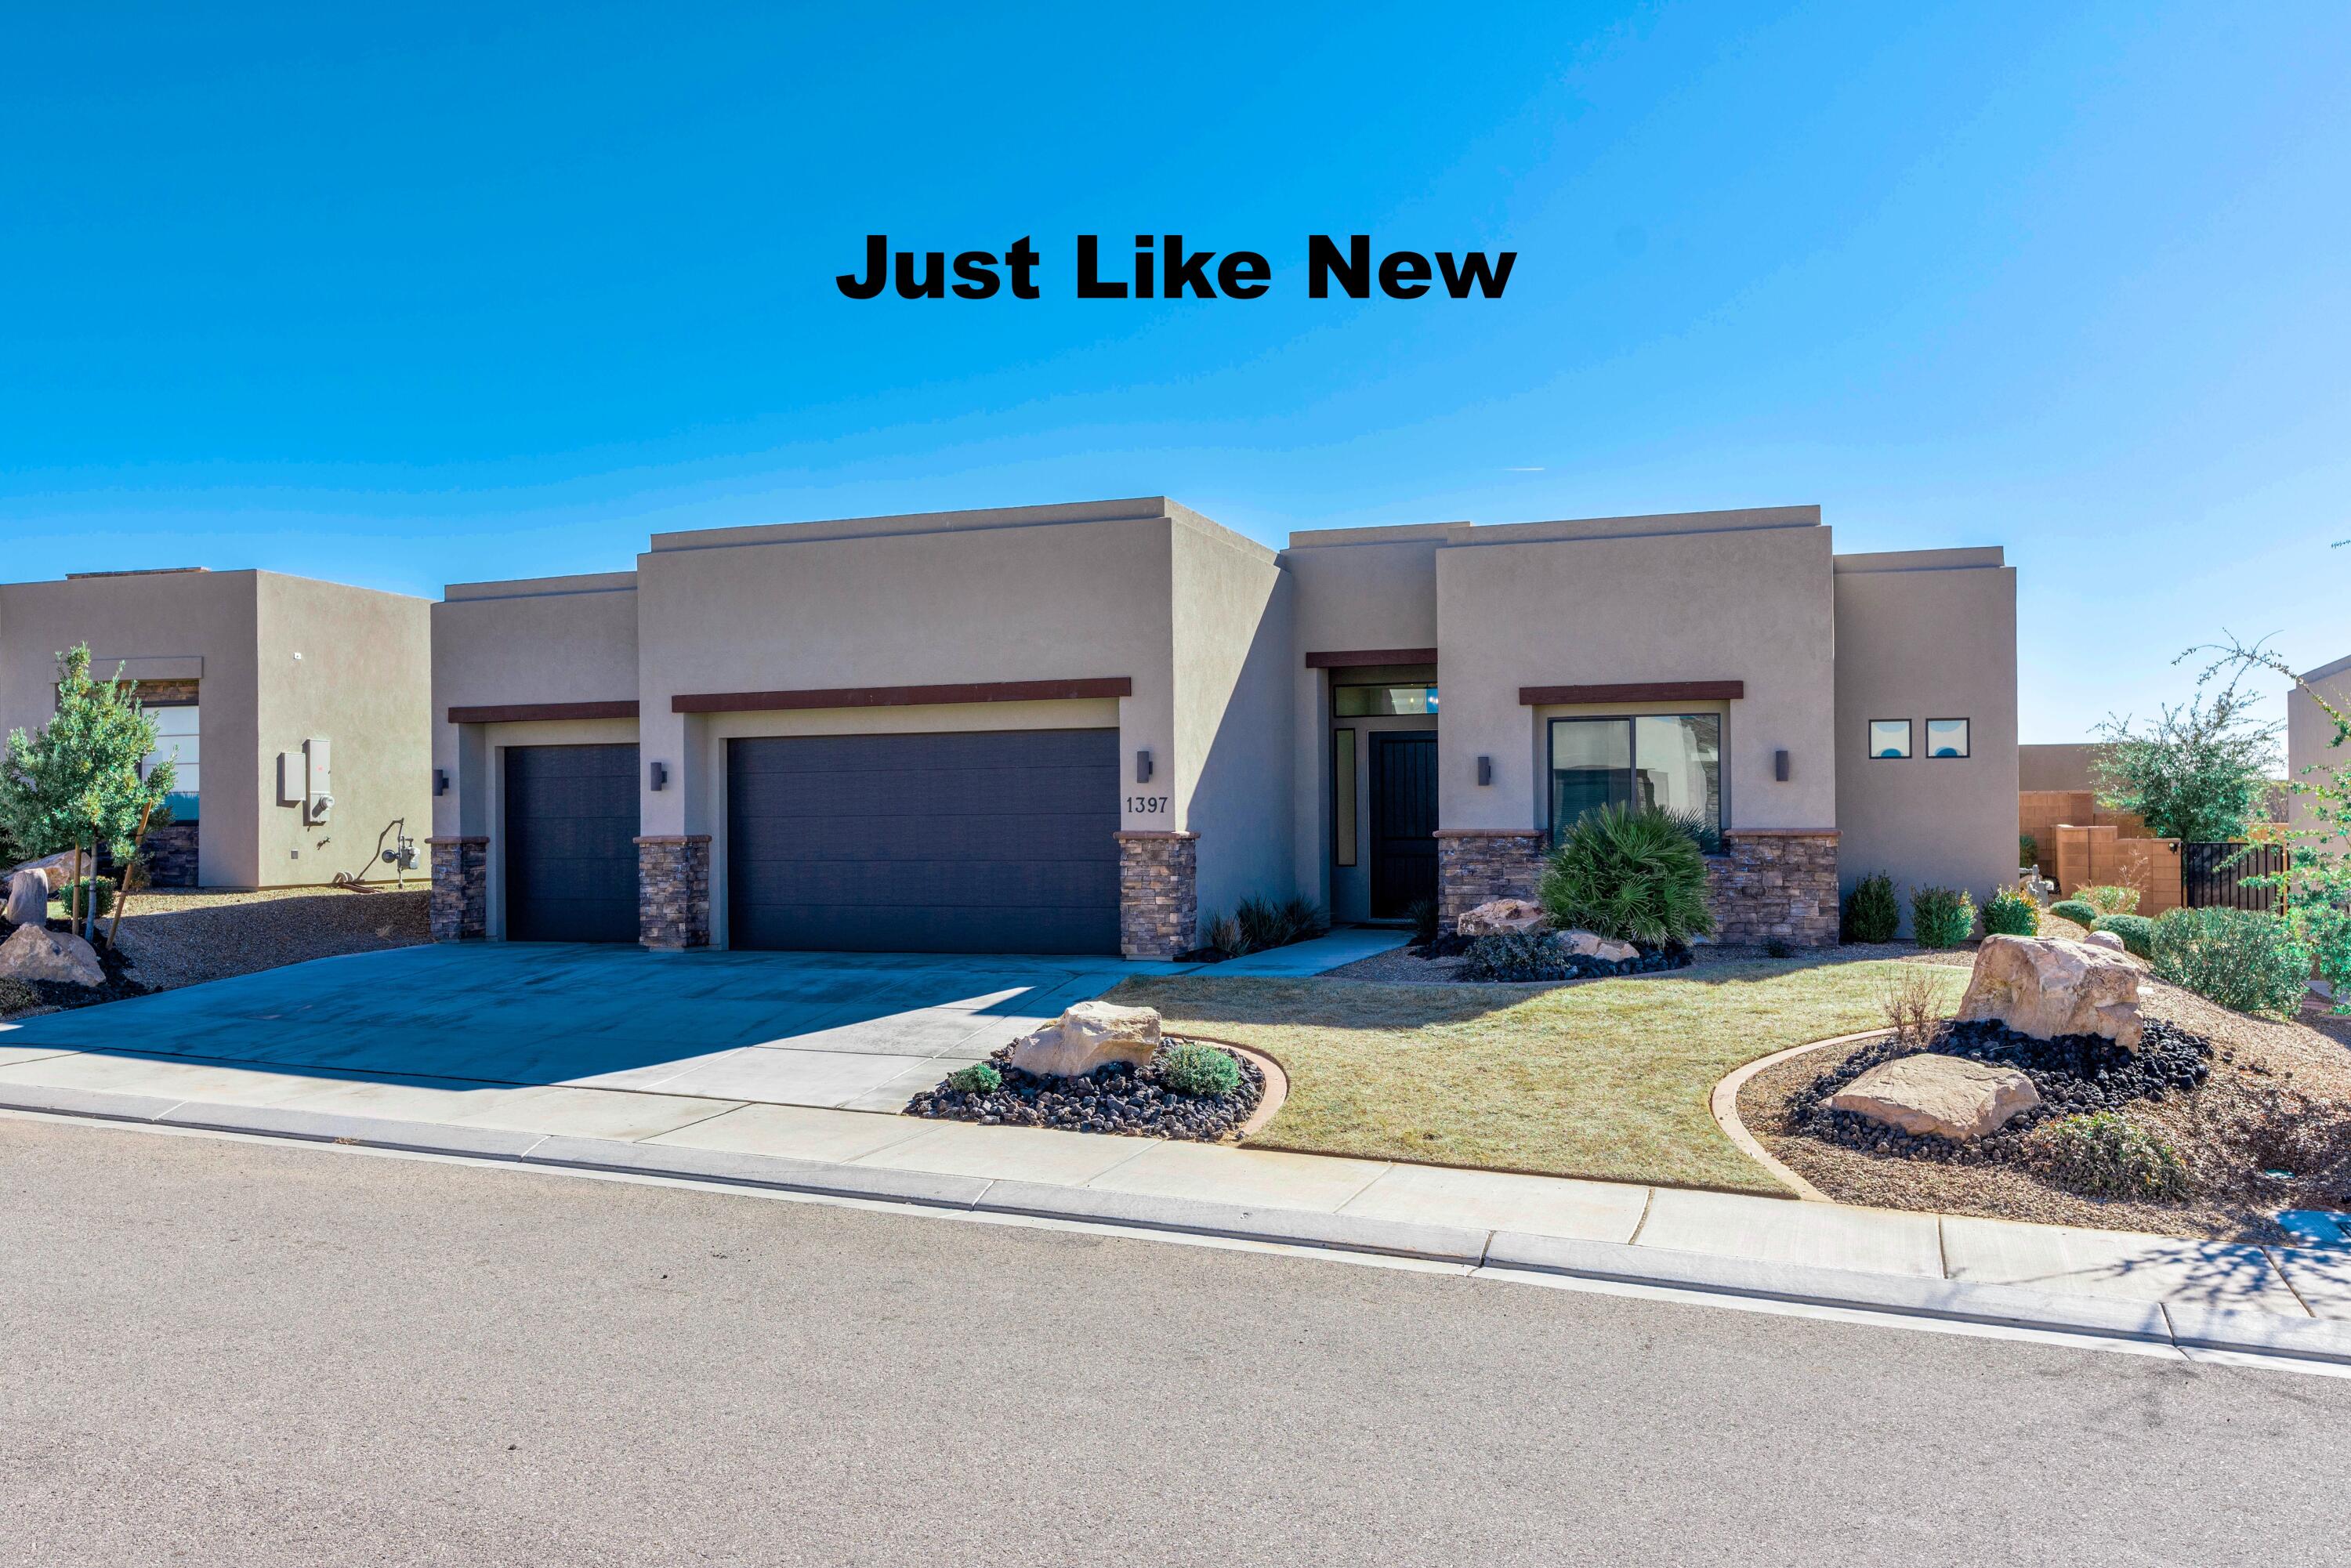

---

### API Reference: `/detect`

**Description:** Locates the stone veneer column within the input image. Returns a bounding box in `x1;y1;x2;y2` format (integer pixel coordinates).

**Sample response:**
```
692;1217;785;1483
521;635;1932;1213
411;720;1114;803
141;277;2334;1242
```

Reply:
1435;829;1549;927
1116;831;1197;960
636;835;711;950
427;836;487;941
1705;831;1840;947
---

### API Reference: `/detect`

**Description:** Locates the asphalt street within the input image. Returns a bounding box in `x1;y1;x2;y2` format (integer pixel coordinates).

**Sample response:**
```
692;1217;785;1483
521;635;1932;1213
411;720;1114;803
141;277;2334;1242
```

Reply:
2;1113;2346;1566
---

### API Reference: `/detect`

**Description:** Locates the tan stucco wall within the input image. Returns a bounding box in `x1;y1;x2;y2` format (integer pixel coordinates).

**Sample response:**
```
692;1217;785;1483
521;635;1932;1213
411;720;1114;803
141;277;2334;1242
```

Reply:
0;570;261;885
2288;654;2351;838
1833;550;2018;925
252;574;433;889
2020;742;2106;792
430;573;640;841
1170;520;1292;930
1432;513;1837;834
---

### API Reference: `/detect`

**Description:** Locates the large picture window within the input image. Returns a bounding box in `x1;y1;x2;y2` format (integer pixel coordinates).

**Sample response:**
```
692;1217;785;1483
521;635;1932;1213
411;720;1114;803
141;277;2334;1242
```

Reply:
144;703;200;822
1549;714;1722;845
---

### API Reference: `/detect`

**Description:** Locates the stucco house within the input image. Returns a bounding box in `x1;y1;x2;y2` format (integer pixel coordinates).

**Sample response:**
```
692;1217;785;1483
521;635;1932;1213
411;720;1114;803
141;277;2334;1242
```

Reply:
429;498;2016;956
2288;651;2351;838
0;567;433;889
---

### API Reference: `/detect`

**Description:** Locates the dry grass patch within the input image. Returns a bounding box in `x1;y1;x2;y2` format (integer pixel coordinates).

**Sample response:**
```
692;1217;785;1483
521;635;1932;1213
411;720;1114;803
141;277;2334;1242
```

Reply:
1106;958;1968;1194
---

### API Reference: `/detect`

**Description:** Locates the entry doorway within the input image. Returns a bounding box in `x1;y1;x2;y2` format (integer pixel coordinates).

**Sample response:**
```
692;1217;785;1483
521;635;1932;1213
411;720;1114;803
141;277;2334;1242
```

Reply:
1369;732;1438;918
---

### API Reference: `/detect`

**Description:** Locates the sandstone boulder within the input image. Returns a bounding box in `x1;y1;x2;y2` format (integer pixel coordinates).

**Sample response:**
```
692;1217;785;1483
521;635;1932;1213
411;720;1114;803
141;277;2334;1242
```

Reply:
1955;933;2143;1051
5;850;76;893
1457;898;1548;936
1831;1052;2041;1140
0;922;104;987
2083;929;2126;954
1005;1000;1163;1079
1557;929;1640;963
3;870;46;928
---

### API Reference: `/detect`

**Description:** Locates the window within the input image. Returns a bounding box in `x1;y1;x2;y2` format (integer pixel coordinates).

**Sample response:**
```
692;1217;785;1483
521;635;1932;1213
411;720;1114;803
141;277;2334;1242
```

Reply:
1549;714;1722;844
1335;684;1437;717
144;703;200;821
1867;719;1912;759
1331;729;1357;866
1926;718;1969;759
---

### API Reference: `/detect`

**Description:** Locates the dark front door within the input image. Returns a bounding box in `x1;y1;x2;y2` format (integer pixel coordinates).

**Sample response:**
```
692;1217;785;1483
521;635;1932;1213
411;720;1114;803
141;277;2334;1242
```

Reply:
503;743;640;943
1370;732;1438;918
726;729;1120;954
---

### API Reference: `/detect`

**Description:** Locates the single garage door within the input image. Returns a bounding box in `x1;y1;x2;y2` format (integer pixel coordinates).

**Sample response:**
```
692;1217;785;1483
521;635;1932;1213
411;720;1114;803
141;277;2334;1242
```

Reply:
727;729;1119;954
504;743;640;943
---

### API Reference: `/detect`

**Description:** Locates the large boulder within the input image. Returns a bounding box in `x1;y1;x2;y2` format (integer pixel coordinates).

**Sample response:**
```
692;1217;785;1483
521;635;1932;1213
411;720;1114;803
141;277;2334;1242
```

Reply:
1457;898;1547;936
1831;1053;2041;1140
5;850;77;893
1955;933;2143;1051
0;922;105;987
2;870;46;928
1557;929;1639;963
1004;1000;1162;1079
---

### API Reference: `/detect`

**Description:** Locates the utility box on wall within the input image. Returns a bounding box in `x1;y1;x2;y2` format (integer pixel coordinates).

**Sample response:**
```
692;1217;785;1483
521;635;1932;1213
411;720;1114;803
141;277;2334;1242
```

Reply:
303;737;332;824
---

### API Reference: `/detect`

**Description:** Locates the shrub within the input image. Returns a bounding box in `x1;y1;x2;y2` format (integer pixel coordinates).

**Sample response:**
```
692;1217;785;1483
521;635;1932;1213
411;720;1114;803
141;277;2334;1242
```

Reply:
1201;911;1251;957
1877;962;1947;1045
2030;1112;2189;1200
944;1062;1002;1095
1910;886;1976;950
1407;898;1439;945
2151;907;2311;1016
1762;936;1793;958
2019;833;2038;869
51;875;116;922
1537;803;1713;947
1661;806;1723;856
2048;899;2099;929
1982;884;2040;936
1233;893;1326;952
1159;1041;1242;1097
2075;884;2141;917
1457;931;1575;983
1842;871;1900;943
2092;912;2154;958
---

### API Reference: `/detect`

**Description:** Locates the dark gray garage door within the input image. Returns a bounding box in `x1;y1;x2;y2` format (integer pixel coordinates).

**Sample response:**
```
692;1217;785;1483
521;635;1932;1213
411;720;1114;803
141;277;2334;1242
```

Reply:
727;729;1119;954
504;743;639;943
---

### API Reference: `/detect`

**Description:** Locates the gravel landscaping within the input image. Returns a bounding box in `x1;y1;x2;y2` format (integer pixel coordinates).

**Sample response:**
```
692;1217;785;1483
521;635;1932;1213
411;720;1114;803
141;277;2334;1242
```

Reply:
906;1040;1263;1140
1742;972;2351;1242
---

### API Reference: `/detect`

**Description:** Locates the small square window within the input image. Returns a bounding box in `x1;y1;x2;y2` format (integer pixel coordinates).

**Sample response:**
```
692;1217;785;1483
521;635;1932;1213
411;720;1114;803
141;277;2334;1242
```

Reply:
1867;719;1912;759
1926;718;1969;759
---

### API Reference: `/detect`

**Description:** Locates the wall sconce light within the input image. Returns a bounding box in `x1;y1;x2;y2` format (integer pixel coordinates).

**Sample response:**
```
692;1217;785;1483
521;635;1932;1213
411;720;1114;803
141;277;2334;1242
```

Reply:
650;761;668;791
1136;750;1154;783
1774;749;1791;783
433;768;448;797
1476;755;1493;786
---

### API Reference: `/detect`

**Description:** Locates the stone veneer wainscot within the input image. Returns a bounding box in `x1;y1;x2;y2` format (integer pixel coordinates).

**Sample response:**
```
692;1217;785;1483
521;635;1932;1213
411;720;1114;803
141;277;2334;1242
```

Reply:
1116;831;1197;960
1436;829;1549;927
1706;830;1839;946
636;835;710;950
427;836;487;940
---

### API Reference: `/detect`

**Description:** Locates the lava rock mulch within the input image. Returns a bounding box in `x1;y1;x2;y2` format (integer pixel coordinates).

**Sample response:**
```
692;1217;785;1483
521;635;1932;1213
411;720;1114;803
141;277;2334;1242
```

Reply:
1415;932;1692;982
0;920;151;1019
904;1039;1264;1141
1789;1016;2214;1166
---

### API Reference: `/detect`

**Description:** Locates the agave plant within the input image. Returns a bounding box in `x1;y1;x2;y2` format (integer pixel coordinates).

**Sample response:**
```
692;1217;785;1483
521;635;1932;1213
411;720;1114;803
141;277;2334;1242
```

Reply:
1538;802;1715;947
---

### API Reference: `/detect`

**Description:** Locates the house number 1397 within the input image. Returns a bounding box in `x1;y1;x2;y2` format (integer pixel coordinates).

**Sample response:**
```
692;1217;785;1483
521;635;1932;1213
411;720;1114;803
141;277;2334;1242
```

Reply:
1127;795;1168;814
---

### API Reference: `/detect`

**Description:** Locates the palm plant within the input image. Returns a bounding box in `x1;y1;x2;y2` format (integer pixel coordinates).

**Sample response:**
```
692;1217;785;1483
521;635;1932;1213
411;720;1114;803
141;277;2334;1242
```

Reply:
1538;802;1715;947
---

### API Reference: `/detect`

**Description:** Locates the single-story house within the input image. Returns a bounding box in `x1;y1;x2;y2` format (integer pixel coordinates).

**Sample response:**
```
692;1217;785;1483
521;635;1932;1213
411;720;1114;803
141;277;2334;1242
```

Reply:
0;567;433;889
429;498;2016;955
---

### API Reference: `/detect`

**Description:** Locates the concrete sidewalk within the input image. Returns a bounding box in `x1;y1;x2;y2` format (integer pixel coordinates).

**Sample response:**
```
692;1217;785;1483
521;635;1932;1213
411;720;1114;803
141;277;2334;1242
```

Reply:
2;1029;2348;1362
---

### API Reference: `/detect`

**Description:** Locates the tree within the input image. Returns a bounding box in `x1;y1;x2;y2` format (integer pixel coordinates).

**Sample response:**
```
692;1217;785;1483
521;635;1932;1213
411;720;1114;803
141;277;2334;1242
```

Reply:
2089;677;2280;843
0;645;174;943
2185;632;2351;1012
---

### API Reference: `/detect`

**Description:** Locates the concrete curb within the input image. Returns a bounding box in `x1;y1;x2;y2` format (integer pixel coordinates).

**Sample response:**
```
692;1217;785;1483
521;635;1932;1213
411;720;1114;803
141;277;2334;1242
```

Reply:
1708;1028;1890;1203
5;1083;2341;1364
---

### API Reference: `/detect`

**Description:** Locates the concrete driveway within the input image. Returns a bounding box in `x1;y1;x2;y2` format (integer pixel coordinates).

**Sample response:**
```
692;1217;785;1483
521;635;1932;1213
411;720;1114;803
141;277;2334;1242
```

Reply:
0;943;1190;1112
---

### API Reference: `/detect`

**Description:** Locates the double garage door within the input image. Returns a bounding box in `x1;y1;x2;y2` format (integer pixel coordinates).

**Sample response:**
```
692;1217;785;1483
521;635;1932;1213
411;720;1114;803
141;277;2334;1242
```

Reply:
726;729;1120;954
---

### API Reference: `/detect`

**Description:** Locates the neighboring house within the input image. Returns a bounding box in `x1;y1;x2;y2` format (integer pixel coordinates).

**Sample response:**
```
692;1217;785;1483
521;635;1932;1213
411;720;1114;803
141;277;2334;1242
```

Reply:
431;499;2017;956
2288;651;2351;838
2020;743;2106;792
0;567;433;889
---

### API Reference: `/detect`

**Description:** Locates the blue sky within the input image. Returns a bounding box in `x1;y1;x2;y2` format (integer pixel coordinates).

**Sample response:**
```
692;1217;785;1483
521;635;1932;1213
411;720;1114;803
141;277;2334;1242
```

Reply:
4;2;2346;742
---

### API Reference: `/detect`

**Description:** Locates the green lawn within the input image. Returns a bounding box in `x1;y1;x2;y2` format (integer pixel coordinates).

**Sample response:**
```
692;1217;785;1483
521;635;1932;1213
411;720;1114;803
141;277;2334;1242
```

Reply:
1107;958;1967;1195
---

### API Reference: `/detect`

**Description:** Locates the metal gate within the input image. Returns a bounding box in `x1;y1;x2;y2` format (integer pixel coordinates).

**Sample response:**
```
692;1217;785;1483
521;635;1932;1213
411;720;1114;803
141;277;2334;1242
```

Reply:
2181;841;2288;912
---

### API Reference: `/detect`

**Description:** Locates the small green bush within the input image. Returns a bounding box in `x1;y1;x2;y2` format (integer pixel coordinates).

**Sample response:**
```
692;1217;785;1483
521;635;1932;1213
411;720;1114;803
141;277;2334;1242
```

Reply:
2048;899;2100;929
2019;833;2038;868
1159;1041;1242;1097
2075;884;2141;917
1538;802;1713;947
944;1062;1002;1095
2152;907;2311;1016
1407;898;1439;945
1910;886;1976;950
49;875;117;922
1762;936;1793;959
1201;911;1250;956
1842;871;1900;943
2092;912;2154;958
1233;893;1326;952
1981;884;2040;936
2032;1112;2188;1200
